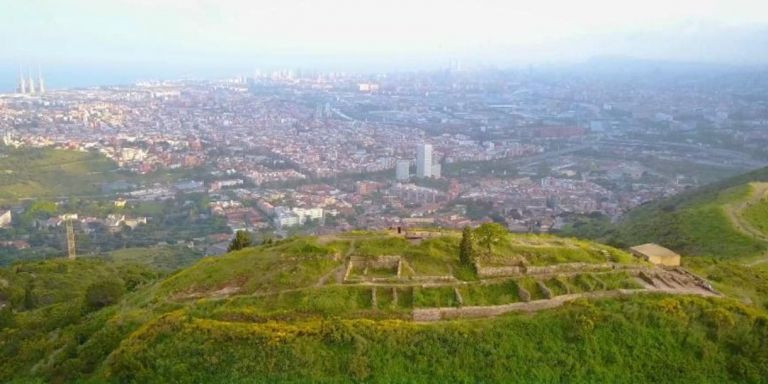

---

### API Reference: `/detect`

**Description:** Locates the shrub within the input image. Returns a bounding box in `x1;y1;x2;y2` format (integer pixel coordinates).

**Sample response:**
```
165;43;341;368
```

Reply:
85;280;125;310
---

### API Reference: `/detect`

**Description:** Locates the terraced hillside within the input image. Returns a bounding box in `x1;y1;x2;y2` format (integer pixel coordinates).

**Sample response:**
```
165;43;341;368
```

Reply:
154;232;716;321
1;231;767;383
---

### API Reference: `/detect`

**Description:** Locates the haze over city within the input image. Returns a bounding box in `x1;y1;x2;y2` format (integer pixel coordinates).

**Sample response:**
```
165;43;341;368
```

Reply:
2;0;768;90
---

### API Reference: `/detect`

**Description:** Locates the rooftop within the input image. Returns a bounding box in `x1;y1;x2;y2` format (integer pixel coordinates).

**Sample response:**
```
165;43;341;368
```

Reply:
630;243;680;259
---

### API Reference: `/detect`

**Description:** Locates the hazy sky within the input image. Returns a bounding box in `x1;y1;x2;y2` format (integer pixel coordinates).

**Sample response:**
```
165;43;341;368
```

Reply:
2;0;768;73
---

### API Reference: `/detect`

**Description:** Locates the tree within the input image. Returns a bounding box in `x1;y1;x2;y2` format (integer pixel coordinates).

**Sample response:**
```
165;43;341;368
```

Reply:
85;280;125;310
474;222;507;255
459;226;476;267
228;230;253;252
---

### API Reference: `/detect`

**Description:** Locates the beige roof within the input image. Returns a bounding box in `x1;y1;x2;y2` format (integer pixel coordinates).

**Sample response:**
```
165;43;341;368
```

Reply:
630;243;680;259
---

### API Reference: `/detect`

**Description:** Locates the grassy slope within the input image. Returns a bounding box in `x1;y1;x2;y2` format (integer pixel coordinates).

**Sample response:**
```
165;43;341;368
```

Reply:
573;166;768;259
108;296;768;384
0;258;159;381
743;192;768;236
1;234;768;383
686;258;768;311
158;237;343;297
0;147;203;204
614;184;765;258
0;147;119;203
95;246;203;273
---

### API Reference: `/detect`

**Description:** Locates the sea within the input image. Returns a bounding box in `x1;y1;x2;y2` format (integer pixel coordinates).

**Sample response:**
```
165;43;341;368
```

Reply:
0;63;245;92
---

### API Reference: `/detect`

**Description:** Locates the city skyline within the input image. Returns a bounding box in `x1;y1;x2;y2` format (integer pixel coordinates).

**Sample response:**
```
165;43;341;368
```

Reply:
2;1;768;78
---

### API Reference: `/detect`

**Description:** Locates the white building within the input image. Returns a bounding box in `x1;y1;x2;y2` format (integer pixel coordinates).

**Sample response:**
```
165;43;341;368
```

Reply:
274;206;301;228
395;160;410;181
273;206;324;228
292;207;324;222
431;163;441;179
0;210;12;228
416;143;432;178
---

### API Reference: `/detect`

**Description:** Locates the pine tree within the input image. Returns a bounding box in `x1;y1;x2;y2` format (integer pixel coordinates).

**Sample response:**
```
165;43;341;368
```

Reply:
459;226;476;267
228;230;253;252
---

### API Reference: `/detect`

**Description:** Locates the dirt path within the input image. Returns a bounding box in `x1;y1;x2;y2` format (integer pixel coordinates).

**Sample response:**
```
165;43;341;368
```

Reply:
725;182;768;242
723;182;768;266
314;240;357;287
746;256;768;267
314;265;346;287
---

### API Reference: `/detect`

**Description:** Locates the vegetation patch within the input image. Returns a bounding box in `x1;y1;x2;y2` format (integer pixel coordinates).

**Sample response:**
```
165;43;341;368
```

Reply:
413;286;457;308
105;296;768;384
458;280;520;306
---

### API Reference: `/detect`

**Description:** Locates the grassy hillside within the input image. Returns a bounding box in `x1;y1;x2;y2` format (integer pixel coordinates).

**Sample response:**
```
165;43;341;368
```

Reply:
0;147;119;203
743;192;768;236
564;166;768;259
95;246;203;273
1;232;767;383
614;184;764;258
0;258;159;381
107;296;768;384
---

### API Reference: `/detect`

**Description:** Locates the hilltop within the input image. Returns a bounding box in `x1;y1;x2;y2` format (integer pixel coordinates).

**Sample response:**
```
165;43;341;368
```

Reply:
2;230;767;383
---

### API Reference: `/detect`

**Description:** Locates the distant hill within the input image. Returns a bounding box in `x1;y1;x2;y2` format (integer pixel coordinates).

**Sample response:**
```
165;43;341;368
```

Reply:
600;166;768;259
1;231;768;383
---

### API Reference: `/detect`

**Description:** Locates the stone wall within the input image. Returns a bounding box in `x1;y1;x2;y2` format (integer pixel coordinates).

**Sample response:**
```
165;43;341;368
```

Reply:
476;262;621;278
412;289;644;321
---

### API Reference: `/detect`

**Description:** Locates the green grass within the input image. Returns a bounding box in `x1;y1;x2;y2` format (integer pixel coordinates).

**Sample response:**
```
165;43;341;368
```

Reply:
105;295;768;384
516;277;546;300
396;287;414;308
686;257;768;311
742;194;768;237
458;280;520;306
597;272;644;290
375;287;395;309
544;276;571;296
484;233;637;267
158;238;341;297
413;286;457;308
403;237;459;276
0;147;119;203
201;286;377;320
0;147;203;205
570;274;600;292
95;246;202;272
355;236;411;257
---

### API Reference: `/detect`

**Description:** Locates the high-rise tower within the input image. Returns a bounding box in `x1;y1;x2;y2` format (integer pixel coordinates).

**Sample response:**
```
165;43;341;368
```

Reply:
416;143;433;178
396;160;410;181
17;65;26;94
27;68;36;94
37;66;45;94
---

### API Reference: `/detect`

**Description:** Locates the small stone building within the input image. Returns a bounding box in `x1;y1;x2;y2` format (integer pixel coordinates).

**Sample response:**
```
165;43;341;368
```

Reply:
630;243;681;267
